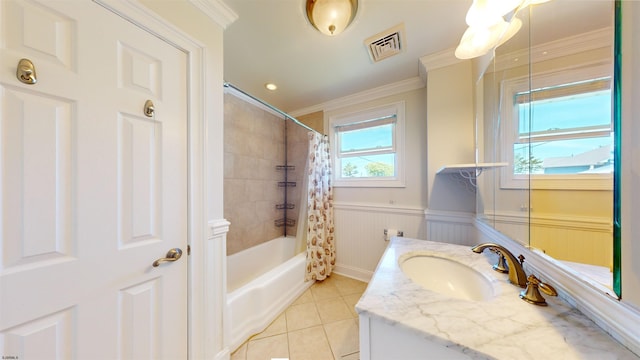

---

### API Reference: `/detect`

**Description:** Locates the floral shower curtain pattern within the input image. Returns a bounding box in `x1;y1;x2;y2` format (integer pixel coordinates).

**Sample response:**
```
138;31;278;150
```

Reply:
305;132;335;281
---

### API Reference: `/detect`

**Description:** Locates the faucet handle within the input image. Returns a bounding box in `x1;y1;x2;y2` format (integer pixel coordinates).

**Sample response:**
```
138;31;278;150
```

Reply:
538;280;558;297
484;248;509;273
519;275;557;306
492;252;509;273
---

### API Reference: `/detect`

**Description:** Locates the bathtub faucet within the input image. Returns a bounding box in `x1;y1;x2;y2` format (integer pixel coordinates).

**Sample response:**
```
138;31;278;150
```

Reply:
471;243;527;288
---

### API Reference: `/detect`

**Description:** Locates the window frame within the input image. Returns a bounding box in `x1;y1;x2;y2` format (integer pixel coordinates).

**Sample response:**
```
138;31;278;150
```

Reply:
330;101;405;188
500;63;613;190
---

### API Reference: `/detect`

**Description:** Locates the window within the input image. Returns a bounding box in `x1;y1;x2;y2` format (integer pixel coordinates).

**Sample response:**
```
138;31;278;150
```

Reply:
500;65;613;190
330;102;405;187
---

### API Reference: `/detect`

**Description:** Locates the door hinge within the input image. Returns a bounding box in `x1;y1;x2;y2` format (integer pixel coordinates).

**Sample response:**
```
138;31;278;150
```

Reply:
187;245;191;255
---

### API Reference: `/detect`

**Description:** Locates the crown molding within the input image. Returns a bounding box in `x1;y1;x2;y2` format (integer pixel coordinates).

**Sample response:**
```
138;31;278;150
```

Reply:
418;47;462;83
188;0;238;29
491;27;613;73
289;76;424;117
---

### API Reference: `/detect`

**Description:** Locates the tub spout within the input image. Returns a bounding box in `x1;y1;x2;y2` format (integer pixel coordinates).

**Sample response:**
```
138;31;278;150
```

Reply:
471;243;527;288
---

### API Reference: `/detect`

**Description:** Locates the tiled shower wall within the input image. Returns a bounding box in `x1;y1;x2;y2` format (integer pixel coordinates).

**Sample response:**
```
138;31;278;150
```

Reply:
285;118;311;240
224;93;310;255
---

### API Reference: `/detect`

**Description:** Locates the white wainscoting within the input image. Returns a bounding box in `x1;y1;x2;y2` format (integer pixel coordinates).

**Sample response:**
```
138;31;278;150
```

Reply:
206;219;231;360
333;203;427;282
482;211;612;267
424;209;477;246
333;203;476;282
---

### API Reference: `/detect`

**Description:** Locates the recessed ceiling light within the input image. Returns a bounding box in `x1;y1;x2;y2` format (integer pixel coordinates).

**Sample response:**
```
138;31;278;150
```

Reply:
265;83;277;91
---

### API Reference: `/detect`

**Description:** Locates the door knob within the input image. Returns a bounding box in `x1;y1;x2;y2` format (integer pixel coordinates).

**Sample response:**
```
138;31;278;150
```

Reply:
152;248;182;267
17;58;37;84
144;99;155;117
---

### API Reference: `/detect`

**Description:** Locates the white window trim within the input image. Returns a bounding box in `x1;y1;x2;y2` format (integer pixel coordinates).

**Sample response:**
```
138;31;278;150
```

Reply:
500;63;613;190
330;101;405;188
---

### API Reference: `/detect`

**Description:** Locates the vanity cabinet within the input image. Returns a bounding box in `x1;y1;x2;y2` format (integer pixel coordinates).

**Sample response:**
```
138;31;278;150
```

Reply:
359;315;471;360
356;237;639;360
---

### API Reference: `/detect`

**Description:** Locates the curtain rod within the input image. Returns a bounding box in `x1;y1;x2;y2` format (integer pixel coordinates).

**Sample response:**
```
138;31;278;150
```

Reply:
223;82;326;136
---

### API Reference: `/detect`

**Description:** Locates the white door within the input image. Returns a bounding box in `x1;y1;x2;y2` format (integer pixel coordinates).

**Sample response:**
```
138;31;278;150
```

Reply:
0;1;188;359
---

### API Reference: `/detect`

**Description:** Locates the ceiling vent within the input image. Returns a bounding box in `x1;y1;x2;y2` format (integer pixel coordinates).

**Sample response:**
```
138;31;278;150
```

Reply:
365;23;406;63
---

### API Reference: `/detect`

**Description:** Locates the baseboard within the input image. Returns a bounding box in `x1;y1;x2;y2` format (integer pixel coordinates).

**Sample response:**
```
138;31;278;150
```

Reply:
334;263;373;283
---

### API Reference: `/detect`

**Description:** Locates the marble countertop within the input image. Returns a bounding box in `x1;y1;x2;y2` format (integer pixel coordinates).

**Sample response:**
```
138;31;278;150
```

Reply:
355;237;639;359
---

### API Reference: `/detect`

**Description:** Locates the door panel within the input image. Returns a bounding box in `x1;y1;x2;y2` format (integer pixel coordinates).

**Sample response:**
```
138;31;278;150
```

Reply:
0;1;188;359
119;278;162;360
118;113;163;247
1;87;74;267
3;308;74;360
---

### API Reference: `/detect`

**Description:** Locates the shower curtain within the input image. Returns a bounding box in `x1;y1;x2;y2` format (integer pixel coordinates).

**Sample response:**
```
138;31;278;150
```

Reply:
305;133;335;281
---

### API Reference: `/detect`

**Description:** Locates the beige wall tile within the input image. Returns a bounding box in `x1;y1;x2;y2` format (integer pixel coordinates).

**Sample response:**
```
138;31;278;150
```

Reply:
224;93;290;255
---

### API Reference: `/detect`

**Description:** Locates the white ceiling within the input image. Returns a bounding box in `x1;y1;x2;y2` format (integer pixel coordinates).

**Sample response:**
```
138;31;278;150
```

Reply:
222;0;613;113
223;0;471;113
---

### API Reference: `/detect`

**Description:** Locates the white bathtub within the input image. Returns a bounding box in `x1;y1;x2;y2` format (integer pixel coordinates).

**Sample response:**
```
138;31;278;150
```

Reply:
227;236;311;350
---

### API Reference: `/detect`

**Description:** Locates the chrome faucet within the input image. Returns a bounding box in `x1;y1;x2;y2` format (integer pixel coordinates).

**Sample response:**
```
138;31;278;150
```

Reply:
471;243;527;288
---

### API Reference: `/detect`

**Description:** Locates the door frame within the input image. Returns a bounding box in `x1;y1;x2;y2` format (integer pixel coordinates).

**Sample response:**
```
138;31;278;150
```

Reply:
92;1;212;358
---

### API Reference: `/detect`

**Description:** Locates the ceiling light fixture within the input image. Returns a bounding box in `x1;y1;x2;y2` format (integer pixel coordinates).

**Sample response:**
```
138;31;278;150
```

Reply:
306;0;358;36
454;19;522;59
520;0;552;7
455;0;552;60
265;83;277;91
465;0;523;28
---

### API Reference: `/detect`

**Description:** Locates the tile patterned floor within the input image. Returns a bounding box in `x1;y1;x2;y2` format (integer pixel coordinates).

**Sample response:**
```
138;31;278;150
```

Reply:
231;274;368;360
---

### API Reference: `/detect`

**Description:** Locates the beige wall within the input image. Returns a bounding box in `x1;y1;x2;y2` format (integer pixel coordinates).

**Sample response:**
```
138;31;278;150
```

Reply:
324;87;429;209
139;0;226;220
297;111;324;134
315;64;477;278
426;61;477;213
320;63;477;220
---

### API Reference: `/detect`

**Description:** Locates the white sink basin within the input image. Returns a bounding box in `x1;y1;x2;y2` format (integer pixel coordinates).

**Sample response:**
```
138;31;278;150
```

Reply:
399;253;495;301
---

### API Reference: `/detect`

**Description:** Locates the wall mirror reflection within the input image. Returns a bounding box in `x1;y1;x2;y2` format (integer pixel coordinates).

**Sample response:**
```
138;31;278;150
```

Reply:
475;0;617;294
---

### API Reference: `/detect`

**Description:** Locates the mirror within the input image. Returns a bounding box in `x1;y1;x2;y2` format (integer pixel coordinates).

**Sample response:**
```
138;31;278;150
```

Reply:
475;0;617;295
